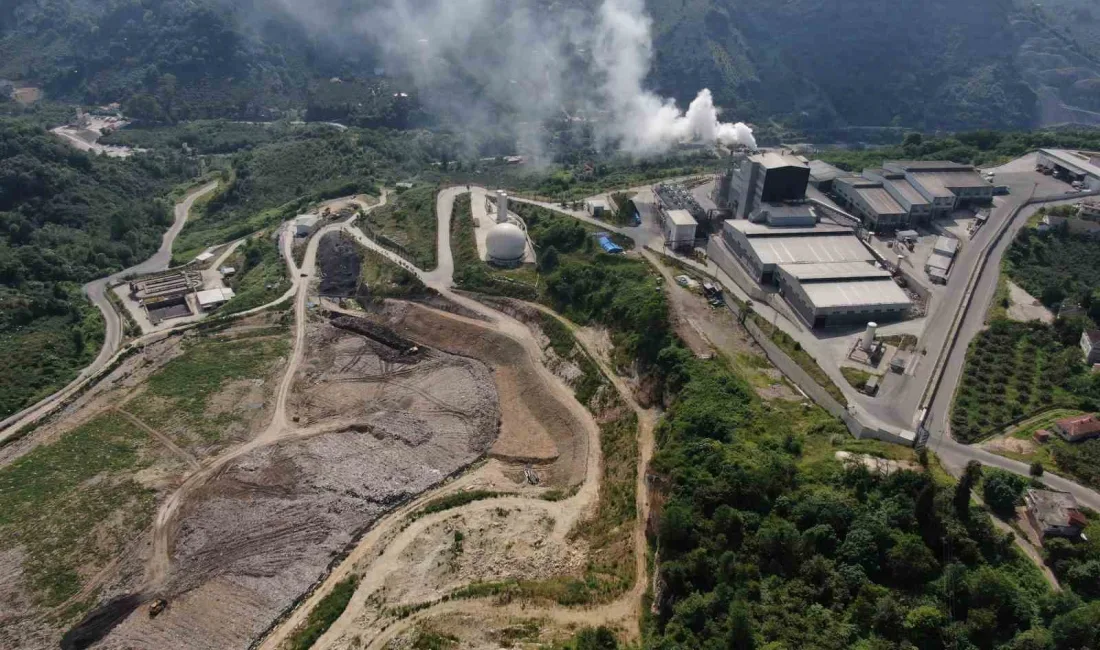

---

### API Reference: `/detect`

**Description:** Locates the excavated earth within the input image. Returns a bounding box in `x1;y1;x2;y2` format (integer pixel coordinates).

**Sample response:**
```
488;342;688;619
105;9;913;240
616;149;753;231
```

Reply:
95;319;499;650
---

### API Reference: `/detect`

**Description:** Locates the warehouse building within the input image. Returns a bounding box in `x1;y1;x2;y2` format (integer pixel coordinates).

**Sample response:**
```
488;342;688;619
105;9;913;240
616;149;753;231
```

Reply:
724;152;810;218
832;161;991;231
833;176;908;232
883;161;993;213
1037;149;1100;190
808;160;846;193
713;208;911;328
778;262;912;328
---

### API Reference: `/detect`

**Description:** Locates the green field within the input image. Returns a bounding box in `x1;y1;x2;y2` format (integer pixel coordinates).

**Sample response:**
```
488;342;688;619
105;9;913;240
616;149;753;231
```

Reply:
125;330;291;449
0;412;157;607
220;234;292;316
360;185;439;269
951;320;1085;443
0;291;104;418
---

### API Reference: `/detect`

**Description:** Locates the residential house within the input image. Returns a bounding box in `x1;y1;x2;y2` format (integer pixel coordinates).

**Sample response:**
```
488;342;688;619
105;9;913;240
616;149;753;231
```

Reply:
1025;489;1088;540
1054;413;1100;443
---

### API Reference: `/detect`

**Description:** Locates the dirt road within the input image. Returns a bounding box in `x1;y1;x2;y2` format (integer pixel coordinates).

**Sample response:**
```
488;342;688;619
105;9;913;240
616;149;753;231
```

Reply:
258;188;659;650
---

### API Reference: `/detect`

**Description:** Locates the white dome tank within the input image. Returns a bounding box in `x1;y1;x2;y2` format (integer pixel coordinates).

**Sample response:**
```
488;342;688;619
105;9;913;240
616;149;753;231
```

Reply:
486;222;527;265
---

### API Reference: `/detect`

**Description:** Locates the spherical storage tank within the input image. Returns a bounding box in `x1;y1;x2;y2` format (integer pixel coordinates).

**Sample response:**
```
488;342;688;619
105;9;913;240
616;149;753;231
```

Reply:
486;222;527;266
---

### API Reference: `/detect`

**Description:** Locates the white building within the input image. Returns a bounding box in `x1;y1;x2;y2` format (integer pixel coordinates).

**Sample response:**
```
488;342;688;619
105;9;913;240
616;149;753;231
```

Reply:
663;209;697;250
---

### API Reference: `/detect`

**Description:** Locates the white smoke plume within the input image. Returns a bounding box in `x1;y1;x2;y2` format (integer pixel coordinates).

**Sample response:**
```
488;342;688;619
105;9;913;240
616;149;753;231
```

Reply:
593;0;757;154
261;0;756;156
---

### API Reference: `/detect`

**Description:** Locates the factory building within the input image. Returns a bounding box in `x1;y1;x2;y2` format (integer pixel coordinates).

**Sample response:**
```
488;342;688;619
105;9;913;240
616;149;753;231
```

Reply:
830;161;992;231
1037;149;1100;190
725;152;810;218
808;160;845;193
778;262;912;329
832;176;909;232
662;209;698;250
712;205;911;328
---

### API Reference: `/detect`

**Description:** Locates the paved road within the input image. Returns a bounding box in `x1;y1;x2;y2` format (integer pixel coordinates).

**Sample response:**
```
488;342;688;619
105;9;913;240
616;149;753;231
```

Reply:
0;182;218;440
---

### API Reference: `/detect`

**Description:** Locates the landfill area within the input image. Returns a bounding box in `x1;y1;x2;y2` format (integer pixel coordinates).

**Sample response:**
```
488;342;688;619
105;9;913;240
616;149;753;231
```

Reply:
99;313;501;650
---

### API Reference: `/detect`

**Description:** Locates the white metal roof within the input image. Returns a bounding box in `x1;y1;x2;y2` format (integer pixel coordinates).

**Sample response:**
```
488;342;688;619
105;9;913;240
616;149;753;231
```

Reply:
933;236;959;256
726;220;851;237
196;287;236;306
778;261;891;281
750;234;875;266
926;252;953;271
666;209;697;226
194;251;214;262
1040;149;1100;178
801;279;912;310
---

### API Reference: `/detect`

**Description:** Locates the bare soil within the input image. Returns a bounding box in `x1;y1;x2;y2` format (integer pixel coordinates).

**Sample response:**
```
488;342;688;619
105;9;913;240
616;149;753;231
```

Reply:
94;319;499;650
375;301;591;488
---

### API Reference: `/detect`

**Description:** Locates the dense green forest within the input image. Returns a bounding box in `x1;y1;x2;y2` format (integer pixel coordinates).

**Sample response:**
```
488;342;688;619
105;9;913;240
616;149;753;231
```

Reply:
819;130;1100;172
8;0;1100;133
0;117;197;417
648;341;1100;649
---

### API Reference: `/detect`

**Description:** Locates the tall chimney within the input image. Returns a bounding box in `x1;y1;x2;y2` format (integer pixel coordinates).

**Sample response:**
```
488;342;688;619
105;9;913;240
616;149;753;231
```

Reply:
861;322;878;352
496;190;509;224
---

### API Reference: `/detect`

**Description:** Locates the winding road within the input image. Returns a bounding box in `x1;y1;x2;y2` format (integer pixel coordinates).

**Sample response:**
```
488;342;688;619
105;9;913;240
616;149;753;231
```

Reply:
0;181;219;444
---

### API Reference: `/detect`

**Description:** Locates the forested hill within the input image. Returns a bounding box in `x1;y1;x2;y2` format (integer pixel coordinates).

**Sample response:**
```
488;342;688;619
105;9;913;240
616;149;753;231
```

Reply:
0;117;197;417
4;0;1100;132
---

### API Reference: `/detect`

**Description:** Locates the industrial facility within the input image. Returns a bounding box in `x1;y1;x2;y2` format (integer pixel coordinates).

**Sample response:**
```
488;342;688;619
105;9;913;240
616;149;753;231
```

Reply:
833;161;993;232
483;190;532;267
1036;149;1100;190
722;152;811;219
711;202;911;328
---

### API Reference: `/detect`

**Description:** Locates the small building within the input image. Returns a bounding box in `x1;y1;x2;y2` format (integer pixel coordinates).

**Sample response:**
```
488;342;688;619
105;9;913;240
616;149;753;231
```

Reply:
196;287;236;311
1054;413;1100;443
587;198;611;218
896;230;919;244
595;232;624;254
932;236;959;257
663;209;698;250
807;160;845;193
1078;200;1100;220
219;266;236;277
1033;429;1053;444
1081;330;1100;365
194;251;214;264
1025;489;1088;540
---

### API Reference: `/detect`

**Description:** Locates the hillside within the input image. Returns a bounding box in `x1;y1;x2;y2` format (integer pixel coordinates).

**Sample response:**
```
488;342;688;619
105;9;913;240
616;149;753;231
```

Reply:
0;117;197;417
4;1;1100;133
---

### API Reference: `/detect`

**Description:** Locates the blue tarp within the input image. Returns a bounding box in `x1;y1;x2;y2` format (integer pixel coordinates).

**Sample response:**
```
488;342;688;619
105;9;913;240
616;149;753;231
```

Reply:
596;233;624;254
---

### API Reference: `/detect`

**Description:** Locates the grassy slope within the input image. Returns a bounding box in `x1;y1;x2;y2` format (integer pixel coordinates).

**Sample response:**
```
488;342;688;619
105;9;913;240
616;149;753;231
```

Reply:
359;185;438;269
0;412;157;607
125;329;291;448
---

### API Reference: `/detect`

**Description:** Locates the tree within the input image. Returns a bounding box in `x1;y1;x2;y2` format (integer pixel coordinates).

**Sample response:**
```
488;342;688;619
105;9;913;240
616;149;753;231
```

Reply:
903;605;945;650
1051;602;1100;649
727;601;755;650
1030;461;1044;477
955;461;982;519
903;132;924;147
887;534;938;585
982;469;1027;518
539;244;559;272
574;626;618;650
